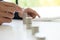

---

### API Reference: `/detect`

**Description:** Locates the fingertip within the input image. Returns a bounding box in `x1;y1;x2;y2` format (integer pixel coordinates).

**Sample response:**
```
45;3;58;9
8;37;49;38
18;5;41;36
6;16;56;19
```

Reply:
37;14;40;18
38;15;40;18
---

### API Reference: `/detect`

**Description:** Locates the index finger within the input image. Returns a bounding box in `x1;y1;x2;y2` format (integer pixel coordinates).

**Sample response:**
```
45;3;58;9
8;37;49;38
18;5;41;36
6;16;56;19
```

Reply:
24;8;40;18
36;13;40;18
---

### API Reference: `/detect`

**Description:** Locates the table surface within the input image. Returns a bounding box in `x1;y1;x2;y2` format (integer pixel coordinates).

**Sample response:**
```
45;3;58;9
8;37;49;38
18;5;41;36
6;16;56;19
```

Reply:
0;20;60;40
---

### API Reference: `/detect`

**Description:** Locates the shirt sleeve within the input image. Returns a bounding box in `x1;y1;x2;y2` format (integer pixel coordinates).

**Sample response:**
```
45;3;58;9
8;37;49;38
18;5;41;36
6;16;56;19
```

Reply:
13;12;23;20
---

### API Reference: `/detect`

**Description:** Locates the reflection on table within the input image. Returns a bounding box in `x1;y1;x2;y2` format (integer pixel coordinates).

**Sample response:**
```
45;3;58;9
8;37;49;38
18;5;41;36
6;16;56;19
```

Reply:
0;20;60;40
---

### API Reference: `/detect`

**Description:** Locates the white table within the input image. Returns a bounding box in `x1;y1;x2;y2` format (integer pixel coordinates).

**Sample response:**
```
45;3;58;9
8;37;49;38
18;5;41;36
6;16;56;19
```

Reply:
0;20;60;40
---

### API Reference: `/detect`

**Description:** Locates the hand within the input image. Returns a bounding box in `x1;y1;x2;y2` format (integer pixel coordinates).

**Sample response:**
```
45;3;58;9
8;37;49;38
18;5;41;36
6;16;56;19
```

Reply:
24;8;40;18
0;1;22;25
0;1;40;25
18;8;40;19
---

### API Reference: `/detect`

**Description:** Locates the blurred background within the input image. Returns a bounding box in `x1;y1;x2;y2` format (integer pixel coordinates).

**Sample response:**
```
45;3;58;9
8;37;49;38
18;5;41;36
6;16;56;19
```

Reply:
3;0;60;7
4;0;60;18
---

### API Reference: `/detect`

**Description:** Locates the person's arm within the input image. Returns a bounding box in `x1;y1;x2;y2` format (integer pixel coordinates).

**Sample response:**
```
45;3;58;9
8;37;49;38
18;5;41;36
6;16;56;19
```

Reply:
0;0;22;20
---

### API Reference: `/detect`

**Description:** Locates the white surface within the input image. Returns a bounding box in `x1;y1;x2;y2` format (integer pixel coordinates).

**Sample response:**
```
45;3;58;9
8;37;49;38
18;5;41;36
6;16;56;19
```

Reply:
33;21;60;40
0;20;60;40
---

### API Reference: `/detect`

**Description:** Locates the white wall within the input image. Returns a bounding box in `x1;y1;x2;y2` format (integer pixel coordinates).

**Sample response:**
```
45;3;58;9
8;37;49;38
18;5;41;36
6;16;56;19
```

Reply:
31;6;60;18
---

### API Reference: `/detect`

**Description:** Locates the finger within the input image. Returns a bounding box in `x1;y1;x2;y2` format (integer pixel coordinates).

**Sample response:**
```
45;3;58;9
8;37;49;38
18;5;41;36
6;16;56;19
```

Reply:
0;1;22;11
25;8;40;18
24;9;36;18
29;9;40;18
0;1;22;13
15;6;22;12
0;17;12;23
35;13;40;18
27;12;36;19
0;4;16;13
0;11;14;18
0;1;16;7
32;15;36;19
18;11;23;18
